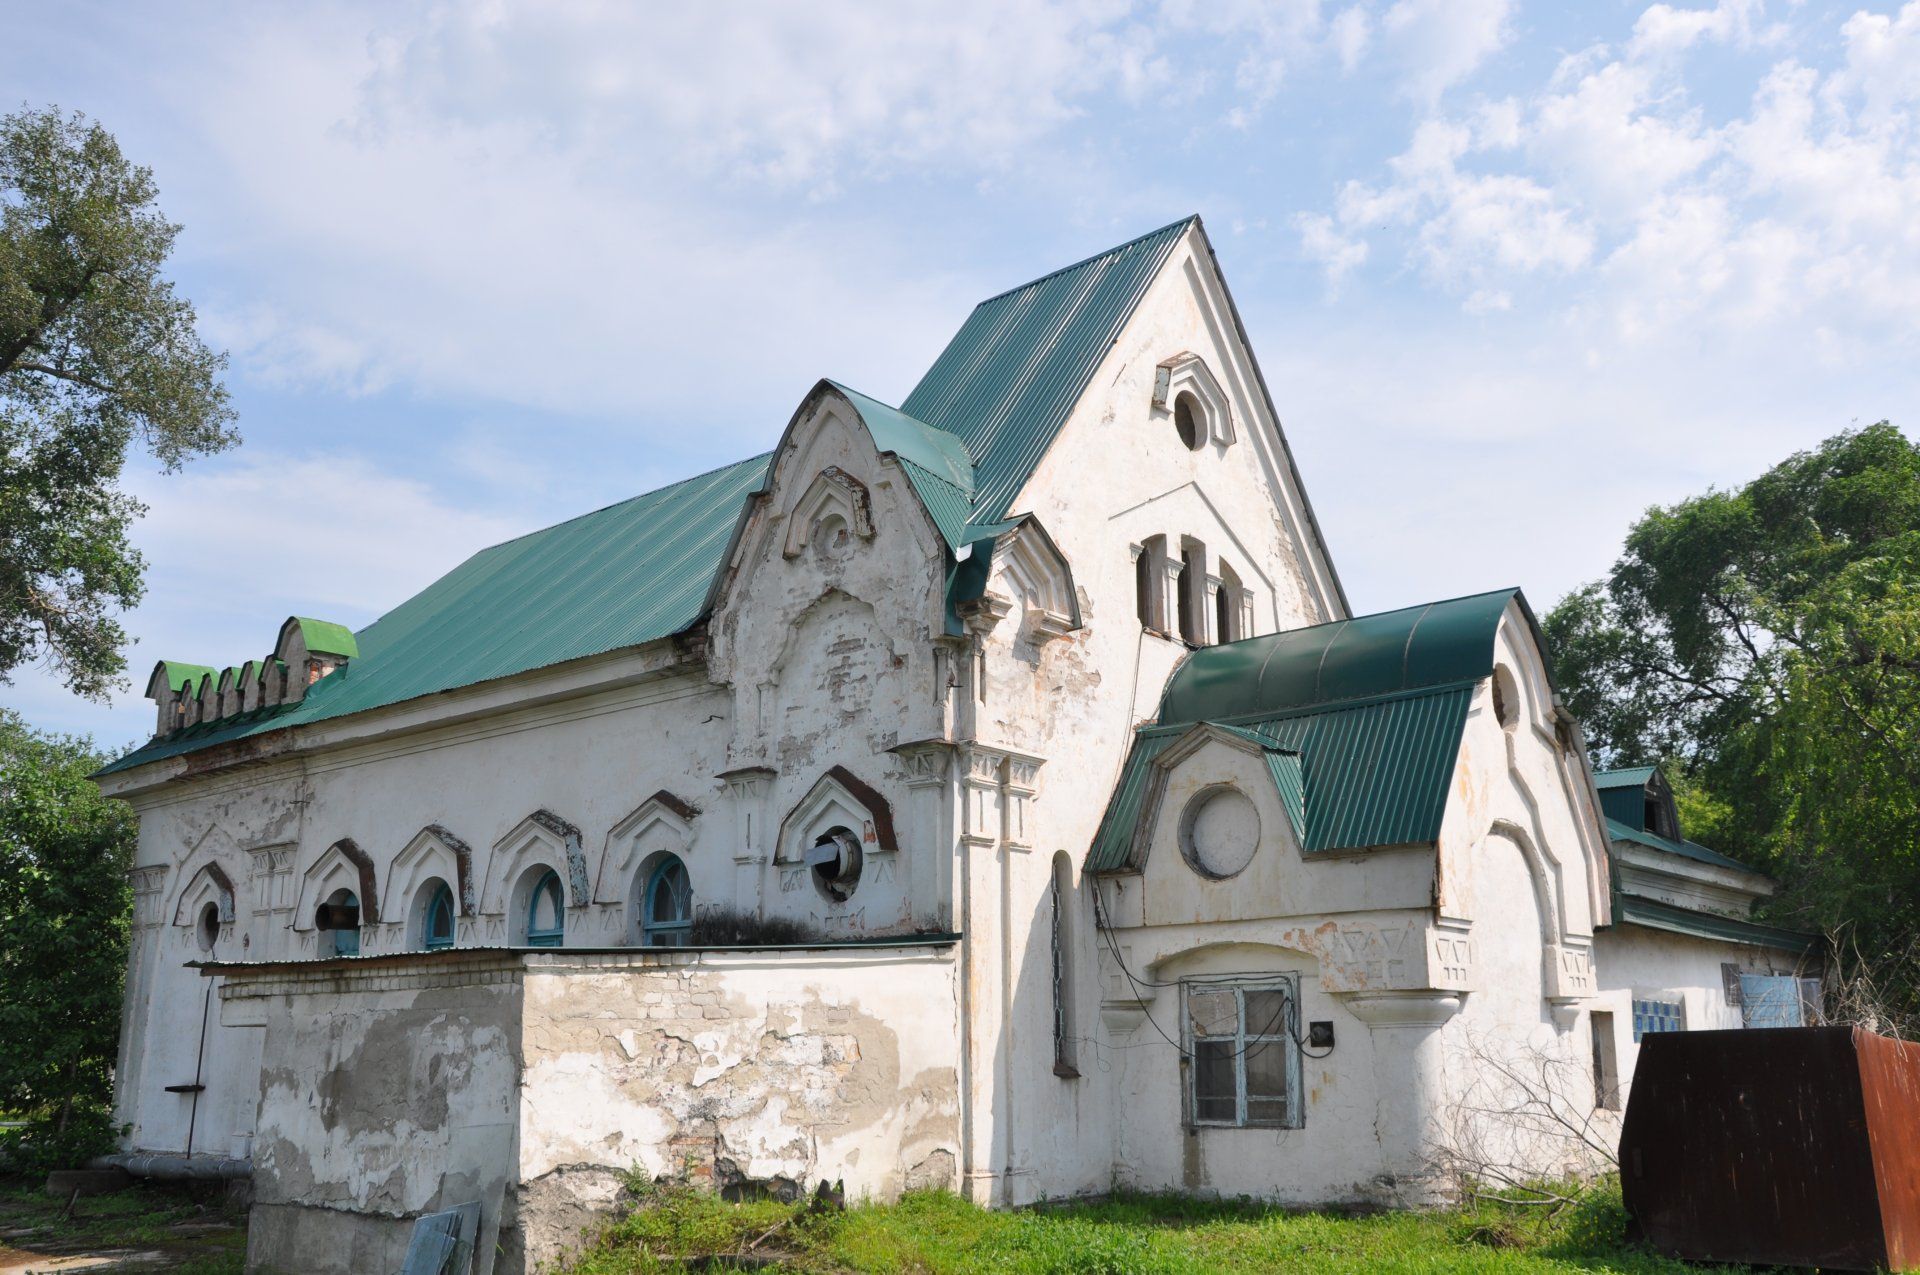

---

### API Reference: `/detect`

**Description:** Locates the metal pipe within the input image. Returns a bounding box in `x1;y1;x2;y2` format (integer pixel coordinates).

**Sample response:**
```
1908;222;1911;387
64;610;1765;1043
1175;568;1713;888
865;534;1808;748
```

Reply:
88;1152;251;1181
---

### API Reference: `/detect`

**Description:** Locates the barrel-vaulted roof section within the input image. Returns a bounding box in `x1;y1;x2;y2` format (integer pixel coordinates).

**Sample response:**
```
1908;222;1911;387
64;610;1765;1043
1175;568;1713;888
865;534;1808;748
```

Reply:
1160;589;1532;725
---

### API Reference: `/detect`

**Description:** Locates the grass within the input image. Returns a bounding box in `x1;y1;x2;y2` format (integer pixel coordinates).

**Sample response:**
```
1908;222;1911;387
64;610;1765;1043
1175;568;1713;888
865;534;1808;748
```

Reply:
560;1175;1754;1275
0;1175;247;1274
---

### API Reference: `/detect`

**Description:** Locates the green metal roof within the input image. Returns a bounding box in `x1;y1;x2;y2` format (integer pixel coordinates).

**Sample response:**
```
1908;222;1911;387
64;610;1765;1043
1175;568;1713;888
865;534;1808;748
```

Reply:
902;217;1195;524
1593;765;1658;790
289;617;359;659
1088;681;1476;871
1613;892;1816;954
107;221;1241;777
102;453;773;775
1160;589;1526;725
1606;818;1763;876
153;662;214;693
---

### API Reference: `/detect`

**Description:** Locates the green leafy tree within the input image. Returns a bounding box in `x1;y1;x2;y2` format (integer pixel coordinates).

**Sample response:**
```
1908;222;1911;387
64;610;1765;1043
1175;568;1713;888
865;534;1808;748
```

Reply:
1545;424;1920;1009
1;105;238;700
0;709;133;1170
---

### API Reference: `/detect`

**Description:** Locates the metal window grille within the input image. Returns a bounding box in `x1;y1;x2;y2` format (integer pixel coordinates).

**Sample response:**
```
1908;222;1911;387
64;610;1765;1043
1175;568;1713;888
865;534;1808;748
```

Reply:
1631;998;1686;1041
1183;977;1303;1129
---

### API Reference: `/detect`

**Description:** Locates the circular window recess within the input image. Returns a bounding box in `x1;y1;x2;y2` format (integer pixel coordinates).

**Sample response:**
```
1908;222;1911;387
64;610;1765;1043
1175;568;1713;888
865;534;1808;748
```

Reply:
812;513;854;563
196;901;221;953
1174;393;1206;451
1179;785;1261;879
1492;665;1520;730
806;826;864;903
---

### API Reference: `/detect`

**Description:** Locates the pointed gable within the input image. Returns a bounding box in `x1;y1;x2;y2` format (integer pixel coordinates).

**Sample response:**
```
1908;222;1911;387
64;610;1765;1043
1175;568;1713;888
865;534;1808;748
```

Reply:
902;217;1194;524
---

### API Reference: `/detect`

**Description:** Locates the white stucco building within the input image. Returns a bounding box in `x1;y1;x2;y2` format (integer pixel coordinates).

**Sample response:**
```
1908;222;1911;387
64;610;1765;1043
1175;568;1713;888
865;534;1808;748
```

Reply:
95;217;1816;1273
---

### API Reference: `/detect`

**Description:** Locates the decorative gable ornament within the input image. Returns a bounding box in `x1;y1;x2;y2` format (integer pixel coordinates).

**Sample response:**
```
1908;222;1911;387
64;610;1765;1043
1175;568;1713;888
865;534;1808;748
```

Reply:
783;465;875;560
1152;352;1235;446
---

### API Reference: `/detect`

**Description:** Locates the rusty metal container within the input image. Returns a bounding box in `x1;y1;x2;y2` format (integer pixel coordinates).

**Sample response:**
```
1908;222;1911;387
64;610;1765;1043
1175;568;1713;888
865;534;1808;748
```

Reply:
1621;1026;1920;1271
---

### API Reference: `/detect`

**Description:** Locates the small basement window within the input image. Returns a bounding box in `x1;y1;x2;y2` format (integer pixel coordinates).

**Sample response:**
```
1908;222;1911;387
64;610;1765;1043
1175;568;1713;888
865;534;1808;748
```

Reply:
1184;977;1302;1128
1591;1010;1620;1110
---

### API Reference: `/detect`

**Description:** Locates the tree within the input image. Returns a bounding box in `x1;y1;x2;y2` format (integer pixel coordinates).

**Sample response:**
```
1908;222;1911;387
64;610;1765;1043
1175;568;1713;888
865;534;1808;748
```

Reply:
0;709;133;1170
1544;424;1920;1010
1;105;237;700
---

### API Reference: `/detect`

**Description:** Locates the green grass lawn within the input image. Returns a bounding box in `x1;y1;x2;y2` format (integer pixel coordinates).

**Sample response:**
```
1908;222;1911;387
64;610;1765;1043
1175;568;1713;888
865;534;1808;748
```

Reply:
0;1175;246;1274
562;1177;1750;1275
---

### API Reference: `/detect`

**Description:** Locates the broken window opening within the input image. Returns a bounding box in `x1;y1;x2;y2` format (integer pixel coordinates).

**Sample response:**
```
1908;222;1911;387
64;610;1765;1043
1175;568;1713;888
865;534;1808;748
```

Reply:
1215;561;1244;644
1592;1010;1620;1110
525;869;565;948
807;827;863;904
1183;976;1302;1129
1050;852;1079;1078
322;888;360;957
1136;536;1168;633
642;854;692;947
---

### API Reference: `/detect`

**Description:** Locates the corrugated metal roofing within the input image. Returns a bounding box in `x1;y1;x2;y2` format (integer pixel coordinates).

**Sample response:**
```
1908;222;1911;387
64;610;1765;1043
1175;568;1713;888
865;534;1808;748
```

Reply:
902;217;1195;524
108;221;1216;776
102;453;772;774
1160;588;1523;724
1087;682;1475;871
1593;765;1658;790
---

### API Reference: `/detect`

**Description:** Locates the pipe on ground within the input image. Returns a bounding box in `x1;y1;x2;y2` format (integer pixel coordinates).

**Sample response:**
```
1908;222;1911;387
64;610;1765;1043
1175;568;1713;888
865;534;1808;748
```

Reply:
88;1152;251;1181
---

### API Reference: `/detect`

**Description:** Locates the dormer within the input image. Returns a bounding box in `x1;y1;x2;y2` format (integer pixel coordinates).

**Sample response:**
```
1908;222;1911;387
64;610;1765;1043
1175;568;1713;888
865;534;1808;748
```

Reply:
273;617;359;704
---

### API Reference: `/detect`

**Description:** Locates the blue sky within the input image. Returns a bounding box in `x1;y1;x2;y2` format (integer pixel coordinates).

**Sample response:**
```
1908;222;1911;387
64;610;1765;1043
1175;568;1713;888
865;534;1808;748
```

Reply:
6;0;1918;746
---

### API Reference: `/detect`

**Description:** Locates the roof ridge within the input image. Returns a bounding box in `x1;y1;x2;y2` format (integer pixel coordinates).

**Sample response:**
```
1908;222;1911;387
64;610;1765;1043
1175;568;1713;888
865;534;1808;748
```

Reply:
970;215;1198;308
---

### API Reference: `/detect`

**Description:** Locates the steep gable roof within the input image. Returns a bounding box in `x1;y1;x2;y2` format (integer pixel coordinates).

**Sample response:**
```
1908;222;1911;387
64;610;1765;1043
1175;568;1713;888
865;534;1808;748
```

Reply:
106;219;1277;776
902;217;1195;524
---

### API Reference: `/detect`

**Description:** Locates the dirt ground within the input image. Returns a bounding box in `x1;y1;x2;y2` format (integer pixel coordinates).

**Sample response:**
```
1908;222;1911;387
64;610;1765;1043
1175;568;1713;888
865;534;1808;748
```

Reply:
0;1179;244;1275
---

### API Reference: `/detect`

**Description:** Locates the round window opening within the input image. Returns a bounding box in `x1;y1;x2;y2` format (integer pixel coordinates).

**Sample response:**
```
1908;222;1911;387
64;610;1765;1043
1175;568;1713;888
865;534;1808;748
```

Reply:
807;826;863;903
1174;393;1205;451
1179;785;1261;879
196;900;221;953
813;513;853;563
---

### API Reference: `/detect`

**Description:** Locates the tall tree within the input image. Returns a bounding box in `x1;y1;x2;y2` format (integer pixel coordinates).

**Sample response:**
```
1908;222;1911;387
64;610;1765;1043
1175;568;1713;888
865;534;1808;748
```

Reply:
0;710;133;1170
1545;424;1920;999
1;106;237;699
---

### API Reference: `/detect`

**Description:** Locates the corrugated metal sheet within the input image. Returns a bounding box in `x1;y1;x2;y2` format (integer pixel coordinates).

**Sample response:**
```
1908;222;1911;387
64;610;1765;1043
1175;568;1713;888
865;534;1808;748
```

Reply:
1160;589;1522;724
895;458;975;554
1086;682;1475;871
1622;1027;1920;1271
902;217;1194;525
102;453;773;774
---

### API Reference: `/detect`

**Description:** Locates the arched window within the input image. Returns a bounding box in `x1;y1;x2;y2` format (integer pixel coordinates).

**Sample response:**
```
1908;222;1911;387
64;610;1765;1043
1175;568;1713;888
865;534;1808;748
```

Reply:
1050;852;1079;1078
1136;535;1168;633
641;855;693;947
196;901;220;954
1177;538;1207;645
1215;561;1244;644
423;882;456;951
525;869;565;948
324;888;361;957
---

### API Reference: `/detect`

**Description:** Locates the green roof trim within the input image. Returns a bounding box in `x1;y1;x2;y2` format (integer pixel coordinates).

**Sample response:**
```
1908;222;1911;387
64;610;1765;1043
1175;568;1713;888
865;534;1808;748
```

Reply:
1160;589;1529;725
103;452;773;775
902;217;1195;525
1088;681;1476;871
830;382;974;494
1614;892;1817;954
290;617;359;659
1607;818;1763;877
1593;765;1658;790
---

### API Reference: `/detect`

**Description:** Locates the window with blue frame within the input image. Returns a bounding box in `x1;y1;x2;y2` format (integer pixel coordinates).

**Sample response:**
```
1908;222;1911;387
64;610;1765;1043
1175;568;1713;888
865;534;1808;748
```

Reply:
424;881;456;951
526;869;565;948
1632;997;1686;1041
642;856;692;947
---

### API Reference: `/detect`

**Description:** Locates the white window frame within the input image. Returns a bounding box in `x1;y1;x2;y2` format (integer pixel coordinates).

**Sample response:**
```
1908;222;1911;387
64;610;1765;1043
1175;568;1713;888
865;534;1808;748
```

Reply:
1182;975;1303;1129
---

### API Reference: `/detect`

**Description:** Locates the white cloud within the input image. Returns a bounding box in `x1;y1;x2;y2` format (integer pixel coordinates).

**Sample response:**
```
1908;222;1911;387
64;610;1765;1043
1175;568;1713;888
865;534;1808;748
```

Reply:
1380;0;1515;105
1295;212;1368;290
1330;6;1373;72
1629;0;1782;60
